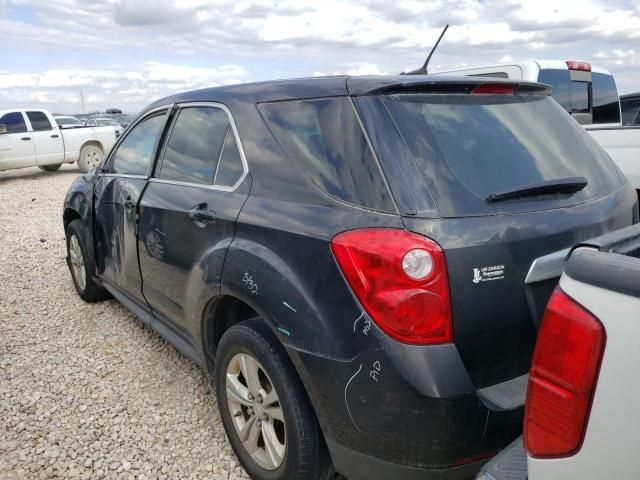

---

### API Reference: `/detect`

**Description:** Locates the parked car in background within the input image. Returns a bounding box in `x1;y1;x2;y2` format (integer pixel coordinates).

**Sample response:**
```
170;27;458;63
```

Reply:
477;224;640;480
84;116;121;128
621;92;640;126
435;60;640;196
63;75;637;480
0;108;119;172
54;115;86;128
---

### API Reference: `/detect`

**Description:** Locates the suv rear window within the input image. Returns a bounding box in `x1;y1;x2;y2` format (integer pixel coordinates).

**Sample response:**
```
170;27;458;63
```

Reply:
383;94;622;217
260;98;396;212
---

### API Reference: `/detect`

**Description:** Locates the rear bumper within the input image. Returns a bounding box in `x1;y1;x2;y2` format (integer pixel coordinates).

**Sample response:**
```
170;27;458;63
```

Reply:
287;328;525;477
329;439;487;480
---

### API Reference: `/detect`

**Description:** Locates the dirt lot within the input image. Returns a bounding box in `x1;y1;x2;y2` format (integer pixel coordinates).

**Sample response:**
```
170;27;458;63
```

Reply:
0;165;249;479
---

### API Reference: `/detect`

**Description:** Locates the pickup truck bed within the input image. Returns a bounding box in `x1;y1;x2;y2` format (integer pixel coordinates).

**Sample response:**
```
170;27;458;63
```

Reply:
477;224;640;480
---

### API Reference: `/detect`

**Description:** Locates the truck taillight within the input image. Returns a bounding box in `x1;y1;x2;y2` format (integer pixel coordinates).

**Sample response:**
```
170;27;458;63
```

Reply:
331;228;452;345
566;60;591;72
524;288;605;458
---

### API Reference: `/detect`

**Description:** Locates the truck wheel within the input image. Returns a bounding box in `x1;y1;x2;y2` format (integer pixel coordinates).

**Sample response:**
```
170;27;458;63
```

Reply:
77;144;104;173
38;163;62;172
66;219;111;302
215;319;332;480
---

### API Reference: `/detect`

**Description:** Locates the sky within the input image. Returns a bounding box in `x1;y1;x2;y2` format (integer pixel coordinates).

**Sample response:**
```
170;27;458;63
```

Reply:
1;0;639;113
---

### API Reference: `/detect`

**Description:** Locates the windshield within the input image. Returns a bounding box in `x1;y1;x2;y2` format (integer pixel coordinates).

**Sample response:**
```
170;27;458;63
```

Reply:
382;94;622;217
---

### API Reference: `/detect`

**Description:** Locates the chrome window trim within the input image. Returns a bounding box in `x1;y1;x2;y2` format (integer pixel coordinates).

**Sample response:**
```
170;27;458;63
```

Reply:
103;105;173;177
101;173;148;179
155;102;249;193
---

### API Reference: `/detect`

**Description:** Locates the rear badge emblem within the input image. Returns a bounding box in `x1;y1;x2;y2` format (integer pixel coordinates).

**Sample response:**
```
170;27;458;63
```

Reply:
473;265;505;284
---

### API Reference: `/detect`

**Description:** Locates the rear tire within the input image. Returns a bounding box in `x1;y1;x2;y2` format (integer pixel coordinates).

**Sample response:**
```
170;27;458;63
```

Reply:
215;319;332;480
77;144;104;173
66;219;111;302
38;163;62;172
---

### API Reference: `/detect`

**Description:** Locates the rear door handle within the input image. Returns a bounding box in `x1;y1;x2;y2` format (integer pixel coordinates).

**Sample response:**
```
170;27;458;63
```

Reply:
189;203;216;227
51;134;59;138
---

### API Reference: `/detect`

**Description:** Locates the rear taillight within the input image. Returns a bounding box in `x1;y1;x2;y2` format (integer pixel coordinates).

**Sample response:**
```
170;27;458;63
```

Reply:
524;288;605;458
471;83;516;95
331;228;452;345
566;60;592;72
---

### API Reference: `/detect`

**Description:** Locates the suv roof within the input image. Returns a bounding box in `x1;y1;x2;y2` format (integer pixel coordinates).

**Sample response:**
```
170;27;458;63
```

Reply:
145;75;549;111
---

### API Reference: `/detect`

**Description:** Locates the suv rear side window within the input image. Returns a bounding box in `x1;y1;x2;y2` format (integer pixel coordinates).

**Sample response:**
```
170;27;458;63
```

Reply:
160;107;226;185
111;113;166;176
0;112;27;134
260;98;395;212
26;111;52;131
383;94;621;217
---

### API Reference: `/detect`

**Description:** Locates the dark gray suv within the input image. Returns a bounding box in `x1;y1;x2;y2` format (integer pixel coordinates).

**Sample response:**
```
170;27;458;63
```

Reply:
63;75;638;480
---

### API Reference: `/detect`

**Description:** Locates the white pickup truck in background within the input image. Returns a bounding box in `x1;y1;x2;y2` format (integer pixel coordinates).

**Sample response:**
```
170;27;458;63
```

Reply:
435;60;640;195
0;108;120;173
476;224;640;480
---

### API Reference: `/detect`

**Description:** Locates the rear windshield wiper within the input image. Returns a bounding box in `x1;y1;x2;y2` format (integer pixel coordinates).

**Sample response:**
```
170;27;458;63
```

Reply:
487;177;588;203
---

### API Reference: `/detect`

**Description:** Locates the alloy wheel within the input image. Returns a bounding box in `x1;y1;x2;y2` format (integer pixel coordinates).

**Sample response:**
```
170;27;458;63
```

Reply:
69;234;86;291
226;353;287;470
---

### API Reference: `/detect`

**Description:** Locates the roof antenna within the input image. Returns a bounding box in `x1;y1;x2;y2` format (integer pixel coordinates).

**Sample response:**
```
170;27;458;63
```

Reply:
402;24;449;75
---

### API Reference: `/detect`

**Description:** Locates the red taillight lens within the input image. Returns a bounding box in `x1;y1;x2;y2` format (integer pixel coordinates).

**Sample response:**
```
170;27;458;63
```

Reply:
331;228;452;345
524;288;605;458
471;83;516;95
566;60;592;72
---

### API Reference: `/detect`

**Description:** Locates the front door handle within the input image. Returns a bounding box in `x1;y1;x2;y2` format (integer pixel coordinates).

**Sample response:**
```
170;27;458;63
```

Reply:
51;134;59;138
21;137;31;141
189;203;216;227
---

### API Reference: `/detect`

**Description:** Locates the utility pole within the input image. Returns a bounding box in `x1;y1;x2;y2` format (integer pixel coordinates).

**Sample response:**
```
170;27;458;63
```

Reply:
80;89;86;114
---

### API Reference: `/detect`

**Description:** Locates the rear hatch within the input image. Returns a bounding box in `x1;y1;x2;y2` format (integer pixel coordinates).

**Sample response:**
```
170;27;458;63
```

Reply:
354;80;637;388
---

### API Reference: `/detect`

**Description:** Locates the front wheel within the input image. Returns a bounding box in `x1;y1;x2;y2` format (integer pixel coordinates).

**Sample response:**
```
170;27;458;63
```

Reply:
66;219;111;302
38;163;62;172
77;144;104;173
215;320;332;480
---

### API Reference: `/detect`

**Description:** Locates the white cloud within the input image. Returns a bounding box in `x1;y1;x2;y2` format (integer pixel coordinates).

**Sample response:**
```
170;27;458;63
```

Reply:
1;0;640;110
0;62;247;112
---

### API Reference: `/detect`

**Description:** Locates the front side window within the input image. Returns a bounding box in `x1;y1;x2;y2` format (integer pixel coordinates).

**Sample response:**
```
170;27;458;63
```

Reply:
111;113;166;175
0;112;27;134
158;106;243;186
260;97;395;212
26;111;52;131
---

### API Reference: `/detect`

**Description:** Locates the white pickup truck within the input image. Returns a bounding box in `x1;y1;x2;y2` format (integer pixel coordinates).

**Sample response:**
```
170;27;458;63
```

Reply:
0;108;120;173
476;224;640;480
435;60;640;195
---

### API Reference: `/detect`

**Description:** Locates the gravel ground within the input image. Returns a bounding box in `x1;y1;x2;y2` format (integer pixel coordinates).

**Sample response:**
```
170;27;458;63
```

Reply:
0;165;250;479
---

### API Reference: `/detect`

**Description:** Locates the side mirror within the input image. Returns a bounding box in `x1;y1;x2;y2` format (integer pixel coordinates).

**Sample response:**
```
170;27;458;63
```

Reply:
0;124;8;134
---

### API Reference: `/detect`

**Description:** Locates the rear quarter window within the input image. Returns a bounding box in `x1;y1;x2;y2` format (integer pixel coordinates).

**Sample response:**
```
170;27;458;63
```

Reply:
259;97;396;212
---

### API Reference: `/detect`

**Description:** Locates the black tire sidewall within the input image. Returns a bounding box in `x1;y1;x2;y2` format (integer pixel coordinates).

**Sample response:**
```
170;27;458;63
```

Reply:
214;320;328;480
